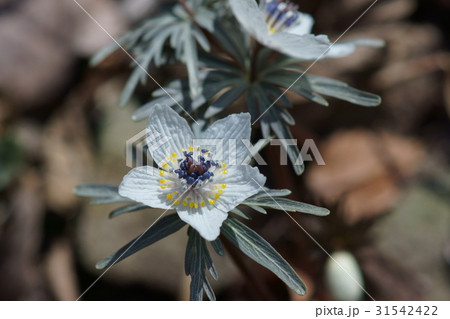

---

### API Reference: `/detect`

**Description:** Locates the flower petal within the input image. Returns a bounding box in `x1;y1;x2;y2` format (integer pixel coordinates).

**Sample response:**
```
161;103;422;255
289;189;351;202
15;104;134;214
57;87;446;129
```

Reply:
145;104;194;165
288;12;315;36
268;33;331;60
118;166;172;209
176;165;266;241
213;165;266;213
176;204;228;241
325;38;385;58
229;0;269;40
201;113;251;165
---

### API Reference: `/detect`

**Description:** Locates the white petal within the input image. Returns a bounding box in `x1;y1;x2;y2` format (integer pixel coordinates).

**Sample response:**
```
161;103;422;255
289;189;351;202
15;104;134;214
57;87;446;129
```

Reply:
325;38;385;58
268;33;331;60
145;104;194;165
229;0;269;41
176;165;266;241
201;113;251;165
176;204;228;241
213;165;266;213
119;166;172;209
324;42;356;58
288;12;315;36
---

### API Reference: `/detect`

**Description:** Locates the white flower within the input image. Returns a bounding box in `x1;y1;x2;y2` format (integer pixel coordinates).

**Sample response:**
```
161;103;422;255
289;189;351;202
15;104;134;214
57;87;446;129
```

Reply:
119;105;266;241
229;0;384;60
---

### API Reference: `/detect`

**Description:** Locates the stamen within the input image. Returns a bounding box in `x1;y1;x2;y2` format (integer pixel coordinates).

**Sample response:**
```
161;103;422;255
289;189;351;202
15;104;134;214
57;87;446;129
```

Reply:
263;0;300;33
164;146;230;210
173;147;221;187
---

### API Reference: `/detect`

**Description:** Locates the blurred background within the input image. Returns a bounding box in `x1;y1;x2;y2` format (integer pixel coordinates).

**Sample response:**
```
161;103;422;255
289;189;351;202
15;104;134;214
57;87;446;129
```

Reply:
0;0;449;300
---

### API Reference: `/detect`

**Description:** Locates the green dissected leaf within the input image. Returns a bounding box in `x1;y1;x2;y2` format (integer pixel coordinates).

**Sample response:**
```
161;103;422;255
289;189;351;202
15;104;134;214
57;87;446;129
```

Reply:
246;86;261;122
261;83;292;108
109;204;149;219
73;184;119;197
280;108;295;125
92;0;216;106
269;109;304;175
204;84;248;118
194;6;215;32
185;228;217;301
132;94;184;121
243;197;330;216
241;186;329;216
307;76;381;106
213;18;248;67
290;86;330;106
202;277;215;301
132;70;240;121
183;24;202;98
230;207;251;220
260;53;304;74
250;94;305;175
89;37;125;66
192;28;211;52
246;204;267;214
89;197;135;205
89;18;158;67
96;214;186;269
251;84;272;139
263;65;380;107
250;188;292;199
222;217;306;295
202;239;218;280
210;238;224;256
261;71;329;106
185;229;204;301
199;53;242;73
73;184;134;205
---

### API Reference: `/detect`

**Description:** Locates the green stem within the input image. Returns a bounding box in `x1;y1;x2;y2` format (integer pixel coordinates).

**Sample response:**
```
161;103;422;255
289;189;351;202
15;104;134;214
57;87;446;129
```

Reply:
178;0;195;18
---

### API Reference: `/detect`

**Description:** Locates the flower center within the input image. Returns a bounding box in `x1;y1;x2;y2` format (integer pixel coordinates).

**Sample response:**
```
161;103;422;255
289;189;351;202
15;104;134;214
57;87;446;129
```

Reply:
174;149;218;186
158;146;229;209
260;0;300;34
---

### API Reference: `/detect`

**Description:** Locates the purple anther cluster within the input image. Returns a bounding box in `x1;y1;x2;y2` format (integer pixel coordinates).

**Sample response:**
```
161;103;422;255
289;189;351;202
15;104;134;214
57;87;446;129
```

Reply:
174;150;218;186
266;0;299;28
